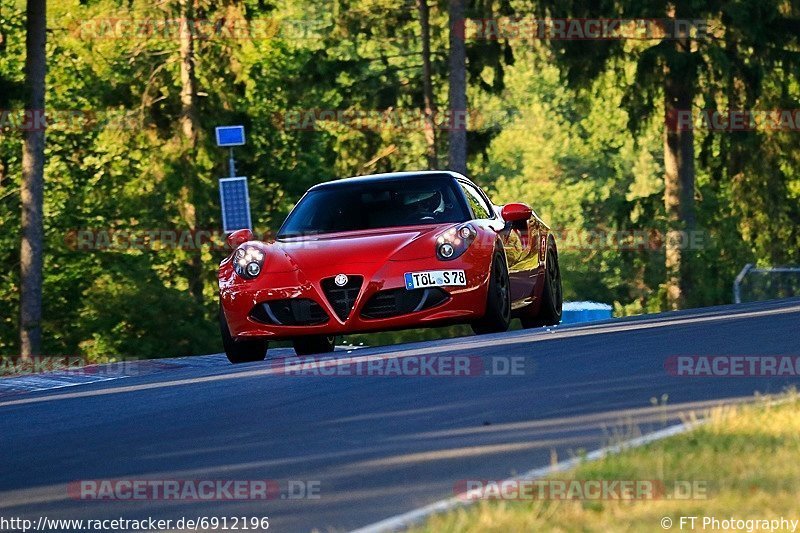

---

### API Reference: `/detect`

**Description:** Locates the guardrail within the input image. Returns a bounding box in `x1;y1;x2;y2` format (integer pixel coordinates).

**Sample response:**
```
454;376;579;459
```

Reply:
733;264;800;303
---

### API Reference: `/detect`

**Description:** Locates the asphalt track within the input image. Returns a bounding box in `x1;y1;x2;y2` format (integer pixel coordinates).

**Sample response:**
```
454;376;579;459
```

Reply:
1;298;800;532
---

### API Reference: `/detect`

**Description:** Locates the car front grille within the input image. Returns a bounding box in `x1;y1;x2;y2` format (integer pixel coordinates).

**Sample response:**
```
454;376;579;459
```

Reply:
320;276;364;321
361;287;449;319
250;299;329;326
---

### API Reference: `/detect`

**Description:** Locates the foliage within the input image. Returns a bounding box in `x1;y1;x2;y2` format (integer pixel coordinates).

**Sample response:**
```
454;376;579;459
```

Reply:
0;0;797;359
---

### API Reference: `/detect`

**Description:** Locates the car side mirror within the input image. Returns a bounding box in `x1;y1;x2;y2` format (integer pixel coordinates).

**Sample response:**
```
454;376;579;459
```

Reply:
226;228;254;249
501;203;532;223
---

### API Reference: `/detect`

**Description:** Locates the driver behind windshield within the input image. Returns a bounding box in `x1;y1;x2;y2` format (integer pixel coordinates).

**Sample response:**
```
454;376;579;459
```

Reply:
397;189;446;223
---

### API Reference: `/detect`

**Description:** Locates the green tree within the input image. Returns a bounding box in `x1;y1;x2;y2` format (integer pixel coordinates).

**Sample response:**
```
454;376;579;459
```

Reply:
530;0;799;309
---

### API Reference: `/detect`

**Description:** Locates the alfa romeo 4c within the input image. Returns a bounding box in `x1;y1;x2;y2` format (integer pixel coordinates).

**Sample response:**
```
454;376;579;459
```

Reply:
218;171;562;363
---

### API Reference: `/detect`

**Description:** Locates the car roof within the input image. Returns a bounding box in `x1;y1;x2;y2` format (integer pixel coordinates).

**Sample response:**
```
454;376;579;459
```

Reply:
308;170;474;191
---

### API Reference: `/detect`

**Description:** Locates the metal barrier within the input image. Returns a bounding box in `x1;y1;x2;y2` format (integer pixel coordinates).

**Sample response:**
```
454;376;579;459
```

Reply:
733;264;800;303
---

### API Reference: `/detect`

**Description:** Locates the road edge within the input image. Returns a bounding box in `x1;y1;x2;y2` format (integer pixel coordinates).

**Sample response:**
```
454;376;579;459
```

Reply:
350;421;699;533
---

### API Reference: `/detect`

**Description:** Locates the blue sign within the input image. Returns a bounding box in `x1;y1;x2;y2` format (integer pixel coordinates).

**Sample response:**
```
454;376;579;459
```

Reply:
215;125;245;147
219;177;252;232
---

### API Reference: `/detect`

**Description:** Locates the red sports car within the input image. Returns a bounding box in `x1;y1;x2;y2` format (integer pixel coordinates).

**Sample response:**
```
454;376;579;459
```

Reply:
218;171;562;363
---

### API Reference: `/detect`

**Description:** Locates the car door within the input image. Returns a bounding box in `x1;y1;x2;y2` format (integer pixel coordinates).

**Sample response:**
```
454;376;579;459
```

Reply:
468;181;548;306
457;180;536;305
504;211;543;306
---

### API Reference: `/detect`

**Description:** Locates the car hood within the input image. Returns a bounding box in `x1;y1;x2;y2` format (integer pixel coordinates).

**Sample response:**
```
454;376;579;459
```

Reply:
274;224;450;270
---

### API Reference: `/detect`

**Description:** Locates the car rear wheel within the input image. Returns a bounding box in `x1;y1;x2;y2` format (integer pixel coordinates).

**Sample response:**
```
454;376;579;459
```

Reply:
471;250;511;335
293;335;336;356
219;306;268;364
521;243;562;328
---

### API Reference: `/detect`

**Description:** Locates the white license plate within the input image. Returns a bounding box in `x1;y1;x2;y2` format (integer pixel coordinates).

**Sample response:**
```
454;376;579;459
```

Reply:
404;270;466;290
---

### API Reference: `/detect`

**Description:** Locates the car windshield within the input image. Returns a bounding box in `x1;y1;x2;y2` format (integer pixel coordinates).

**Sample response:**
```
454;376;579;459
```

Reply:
278;177;470;237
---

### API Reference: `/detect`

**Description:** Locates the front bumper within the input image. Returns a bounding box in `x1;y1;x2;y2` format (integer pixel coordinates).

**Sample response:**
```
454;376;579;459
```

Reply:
219;255;491;340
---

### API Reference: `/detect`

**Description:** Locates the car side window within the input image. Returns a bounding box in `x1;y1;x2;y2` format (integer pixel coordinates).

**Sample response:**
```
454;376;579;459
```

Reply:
459;181;493;219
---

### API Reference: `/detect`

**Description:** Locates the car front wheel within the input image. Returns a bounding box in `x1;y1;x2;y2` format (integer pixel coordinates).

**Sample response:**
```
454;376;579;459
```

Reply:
219;305;268;364
471;250;511;335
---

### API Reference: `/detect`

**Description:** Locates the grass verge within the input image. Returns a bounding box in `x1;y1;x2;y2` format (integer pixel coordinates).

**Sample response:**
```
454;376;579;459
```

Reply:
416;391;800;532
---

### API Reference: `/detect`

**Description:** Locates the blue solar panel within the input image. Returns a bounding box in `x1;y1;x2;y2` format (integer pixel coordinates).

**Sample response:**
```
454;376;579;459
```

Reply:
215;126;245;147
219;177;252;232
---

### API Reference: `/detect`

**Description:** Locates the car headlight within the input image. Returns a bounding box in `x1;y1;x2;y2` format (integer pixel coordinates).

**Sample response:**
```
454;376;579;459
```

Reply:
233;246;265;279
436;223;477;260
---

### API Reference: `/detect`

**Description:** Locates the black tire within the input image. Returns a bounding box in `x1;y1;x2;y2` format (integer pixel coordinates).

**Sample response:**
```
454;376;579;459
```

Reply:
293;335;336;356
471;250;511;335
521;242;562;328
219;306;268;364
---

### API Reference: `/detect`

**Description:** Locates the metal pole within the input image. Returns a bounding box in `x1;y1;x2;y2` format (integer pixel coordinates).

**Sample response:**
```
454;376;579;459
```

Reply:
733;263;754;304
228;147;236;178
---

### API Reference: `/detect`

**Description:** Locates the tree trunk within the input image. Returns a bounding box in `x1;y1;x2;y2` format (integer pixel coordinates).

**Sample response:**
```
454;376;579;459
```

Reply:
447;0;467;175
417;0;438;169
19;0;46;358
663;40;696;310
178;0;203;304
179;0;198;148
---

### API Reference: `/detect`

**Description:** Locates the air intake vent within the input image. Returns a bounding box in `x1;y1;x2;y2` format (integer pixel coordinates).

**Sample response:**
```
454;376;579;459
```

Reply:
250;299;329;326
361;287;449;319
321;276;364;321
